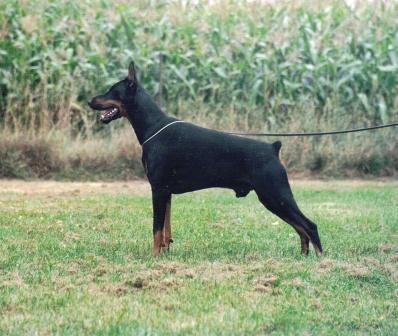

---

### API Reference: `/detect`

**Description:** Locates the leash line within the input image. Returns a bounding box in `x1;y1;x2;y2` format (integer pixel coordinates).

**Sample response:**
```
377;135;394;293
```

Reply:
227;121;398;137
142;120;186;145
142;120;398;145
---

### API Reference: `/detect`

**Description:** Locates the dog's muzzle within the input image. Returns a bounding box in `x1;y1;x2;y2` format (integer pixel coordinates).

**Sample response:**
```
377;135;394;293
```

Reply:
88;100;122;124
100;107;121;124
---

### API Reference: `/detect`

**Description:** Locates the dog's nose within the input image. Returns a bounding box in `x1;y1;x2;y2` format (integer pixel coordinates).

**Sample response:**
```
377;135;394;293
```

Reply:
87;100;93;108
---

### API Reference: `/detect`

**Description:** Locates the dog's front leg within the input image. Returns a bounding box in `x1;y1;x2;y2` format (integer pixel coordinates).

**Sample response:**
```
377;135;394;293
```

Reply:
162;197;173;251
151;190;171;256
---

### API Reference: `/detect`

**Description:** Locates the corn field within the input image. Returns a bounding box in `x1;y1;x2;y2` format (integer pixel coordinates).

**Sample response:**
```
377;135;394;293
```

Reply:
0;0;397;178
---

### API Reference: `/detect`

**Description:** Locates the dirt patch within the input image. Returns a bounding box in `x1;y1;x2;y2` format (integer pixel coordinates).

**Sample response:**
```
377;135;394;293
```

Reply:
317;257;398;281
292;179;398;189
316;259;371;277
340;264;370;277
382;264;398;282
363;257;381;267
0;302;25;315
379;244;397;254
127;277;148;289
389;254;398;263
153;261;187;274
105;270;181;295
252;275;278;292
317;258;337;274
99;261;249;296
363;257;398;281
289;277;306;288
0;271;26;289
0;180;150;196
1;179;395;197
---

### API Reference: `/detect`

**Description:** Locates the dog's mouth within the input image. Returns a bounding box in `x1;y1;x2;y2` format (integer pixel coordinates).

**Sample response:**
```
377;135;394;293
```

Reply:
100;107;121;124
88;100;122;124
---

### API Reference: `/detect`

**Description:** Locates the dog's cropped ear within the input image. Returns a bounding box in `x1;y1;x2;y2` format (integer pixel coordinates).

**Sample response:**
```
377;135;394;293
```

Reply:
127;62;136;86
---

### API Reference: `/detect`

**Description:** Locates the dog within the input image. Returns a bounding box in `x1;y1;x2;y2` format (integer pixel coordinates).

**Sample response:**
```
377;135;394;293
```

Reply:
88;62;323;256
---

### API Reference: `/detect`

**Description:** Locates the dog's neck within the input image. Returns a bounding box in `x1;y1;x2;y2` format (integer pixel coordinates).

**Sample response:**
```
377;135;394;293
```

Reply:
125;85;169;145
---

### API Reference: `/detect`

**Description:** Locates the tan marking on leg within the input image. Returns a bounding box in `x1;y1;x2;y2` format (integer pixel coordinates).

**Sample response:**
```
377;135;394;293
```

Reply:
293;224;322;256
162;201;172;251
292;224;310;256
153;231;163;256
300;235;309;255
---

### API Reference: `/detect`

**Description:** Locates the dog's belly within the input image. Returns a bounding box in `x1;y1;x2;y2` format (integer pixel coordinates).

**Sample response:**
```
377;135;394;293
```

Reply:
169;180;253;196
169;178;252;194
156;163;253;196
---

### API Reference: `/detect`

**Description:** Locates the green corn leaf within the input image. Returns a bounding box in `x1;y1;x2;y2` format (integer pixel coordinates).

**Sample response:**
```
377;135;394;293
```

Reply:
378;64;397;72
378;95;388;123
358;93;371;113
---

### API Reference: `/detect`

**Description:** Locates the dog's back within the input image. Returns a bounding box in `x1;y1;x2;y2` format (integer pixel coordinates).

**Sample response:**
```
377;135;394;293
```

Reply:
143;122;280;194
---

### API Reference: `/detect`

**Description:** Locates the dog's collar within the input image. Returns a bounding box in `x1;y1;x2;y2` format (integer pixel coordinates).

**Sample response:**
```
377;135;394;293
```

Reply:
142;120;185;146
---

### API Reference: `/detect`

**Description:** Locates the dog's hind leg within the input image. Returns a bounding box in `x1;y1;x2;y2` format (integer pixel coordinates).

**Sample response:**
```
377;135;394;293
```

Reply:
271;210;310;255
152;190;171;256
162;197;173;251
253;162;322;255
257;188;322;255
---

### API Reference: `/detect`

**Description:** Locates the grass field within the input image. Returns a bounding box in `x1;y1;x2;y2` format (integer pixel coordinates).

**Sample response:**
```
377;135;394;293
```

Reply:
0;180;397;335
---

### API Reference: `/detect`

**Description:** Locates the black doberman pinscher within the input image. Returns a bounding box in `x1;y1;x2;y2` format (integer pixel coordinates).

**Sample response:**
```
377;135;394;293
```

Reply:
88;62;323;256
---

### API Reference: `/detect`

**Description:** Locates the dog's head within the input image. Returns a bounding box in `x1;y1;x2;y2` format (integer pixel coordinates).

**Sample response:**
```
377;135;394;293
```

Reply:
88;62;137;124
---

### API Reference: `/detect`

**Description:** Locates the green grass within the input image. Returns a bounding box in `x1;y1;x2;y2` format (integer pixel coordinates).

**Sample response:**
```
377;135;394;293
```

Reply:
0;180;397;335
